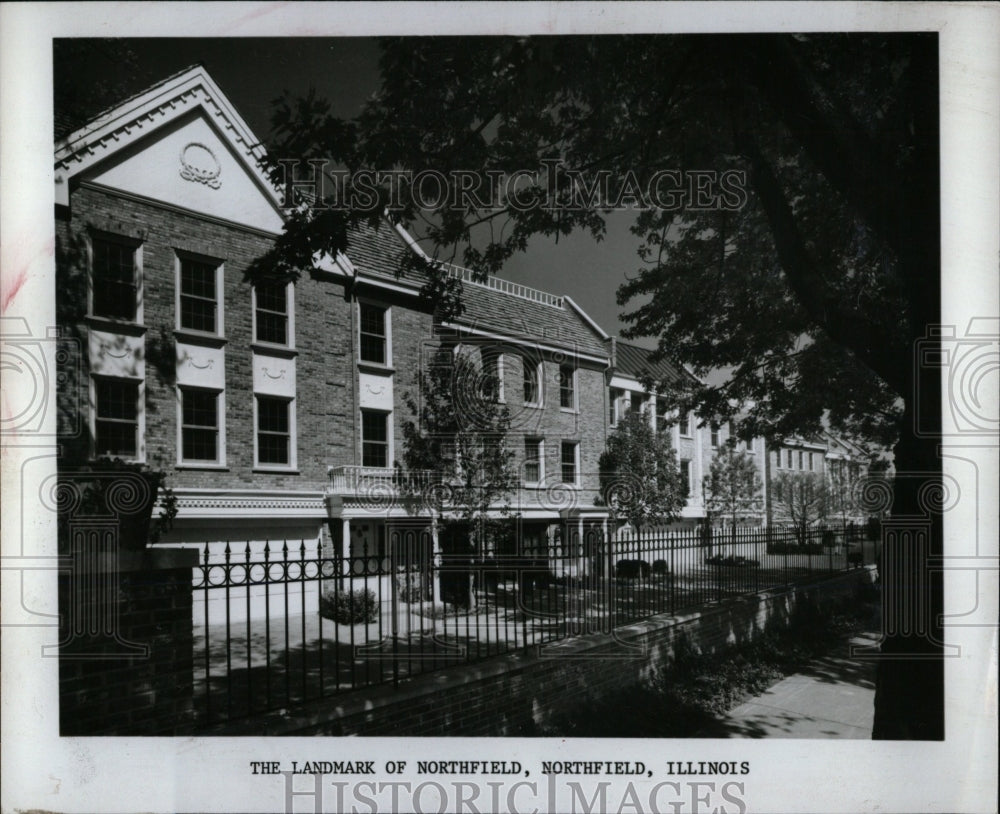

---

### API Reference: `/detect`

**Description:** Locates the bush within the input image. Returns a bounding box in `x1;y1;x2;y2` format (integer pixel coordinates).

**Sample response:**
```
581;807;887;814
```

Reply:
319;586;378;624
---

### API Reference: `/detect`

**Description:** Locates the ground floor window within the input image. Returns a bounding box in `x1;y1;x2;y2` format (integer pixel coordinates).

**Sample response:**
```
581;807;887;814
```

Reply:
94;377;139;458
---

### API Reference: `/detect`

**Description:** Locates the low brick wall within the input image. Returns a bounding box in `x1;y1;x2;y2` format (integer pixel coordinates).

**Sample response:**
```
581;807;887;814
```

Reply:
206;566;877;736
59;548;199;735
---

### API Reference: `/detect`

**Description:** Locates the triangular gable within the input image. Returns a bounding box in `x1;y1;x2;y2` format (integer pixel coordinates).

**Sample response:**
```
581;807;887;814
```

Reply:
55;65;284;235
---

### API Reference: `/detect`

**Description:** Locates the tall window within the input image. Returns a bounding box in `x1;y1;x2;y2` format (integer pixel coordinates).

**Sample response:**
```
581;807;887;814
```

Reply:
710;426;720;448
786;449;794;469
179;257;219;333
656;397;669;433
523;357;540;405
91;236;137;321
482;352;503;402
559;364;575;409
255;281;288;345
180;388;219;463
94;378;139;457
609;388;623;426
679;459;692;496
630;393;644;414
560;441;578;484
257;396;291;466
359;303;387;364
798;450;804;470
524;438;542;483
679;411;692;436
361;409;389;468
808;452;815;471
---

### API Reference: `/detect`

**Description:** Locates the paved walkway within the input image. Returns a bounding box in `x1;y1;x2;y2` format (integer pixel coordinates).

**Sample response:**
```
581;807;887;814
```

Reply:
709;631;880;738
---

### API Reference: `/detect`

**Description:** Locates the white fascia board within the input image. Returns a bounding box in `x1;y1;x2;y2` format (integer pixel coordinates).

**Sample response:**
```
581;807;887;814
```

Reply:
563;295;610;341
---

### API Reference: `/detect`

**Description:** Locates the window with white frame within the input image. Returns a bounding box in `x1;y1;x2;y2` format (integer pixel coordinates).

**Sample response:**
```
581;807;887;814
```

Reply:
808;452;815;471
679;411;692;437
361;409;389;468
482;351;504;402
559;364;576;409
254;280;290;345
710;426;720;448
560;441;578;485
798;450;804;470
609;388;624;426
94;377;139;458
91;235;139;321
656;397;669;433
786;449;794;469
630;392;644;414
523;356;541;405
256;395;292;466
179;387;221;464
179;255;221;334
524;437;543;484
359;302;388;365
679;459;692;496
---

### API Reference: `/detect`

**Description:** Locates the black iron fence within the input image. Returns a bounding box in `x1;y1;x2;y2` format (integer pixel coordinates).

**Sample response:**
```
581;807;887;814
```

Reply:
191;522;874;727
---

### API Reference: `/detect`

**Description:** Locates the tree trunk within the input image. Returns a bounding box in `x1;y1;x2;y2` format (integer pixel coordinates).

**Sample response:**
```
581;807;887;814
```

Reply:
872;386;944;739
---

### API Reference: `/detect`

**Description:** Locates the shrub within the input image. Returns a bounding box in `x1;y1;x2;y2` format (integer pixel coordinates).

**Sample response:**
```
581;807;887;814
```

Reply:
319;586;378;624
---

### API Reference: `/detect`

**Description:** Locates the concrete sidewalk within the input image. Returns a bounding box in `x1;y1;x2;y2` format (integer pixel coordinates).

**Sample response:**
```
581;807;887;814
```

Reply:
708;631;880;738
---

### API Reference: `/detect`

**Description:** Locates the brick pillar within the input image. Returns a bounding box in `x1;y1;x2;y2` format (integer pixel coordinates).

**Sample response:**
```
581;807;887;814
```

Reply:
59;548;199;735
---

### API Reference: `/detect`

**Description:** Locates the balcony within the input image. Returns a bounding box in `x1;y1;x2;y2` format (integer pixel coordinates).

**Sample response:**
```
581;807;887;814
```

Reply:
327;465;437;501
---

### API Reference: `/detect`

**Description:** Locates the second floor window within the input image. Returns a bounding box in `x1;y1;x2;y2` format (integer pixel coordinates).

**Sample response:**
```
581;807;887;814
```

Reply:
524;437;542;483
680;459;691;496
359;303;387;364
180;388;219;463
94;377;138;458
91;236;137;321
710;426;720;448
559;364;575;409
560;441;578;484
523;357;541;405
179;257;219;334
656;397;669;433
255;281;288;344
361;410;389;468
609;388;623;426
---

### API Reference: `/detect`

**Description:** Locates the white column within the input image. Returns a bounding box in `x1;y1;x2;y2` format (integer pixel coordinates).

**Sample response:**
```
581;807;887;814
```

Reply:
431;517;441;605
341;517;351;575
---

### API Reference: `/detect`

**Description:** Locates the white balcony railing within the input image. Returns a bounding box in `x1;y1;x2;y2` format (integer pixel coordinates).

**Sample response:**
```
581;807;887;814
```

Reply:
327;465;437;496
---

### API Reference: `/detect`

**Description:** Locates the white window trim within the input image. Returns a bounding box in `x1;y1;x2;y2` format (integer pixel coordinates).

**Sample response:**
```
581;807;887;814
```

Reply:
253;394;297;471
559;364;578;412
680;459;693;497
359;408;394;469
88;232;143;325
89;375;145;463
609;389;623;427
523;357;543;408
251;280;295;349
357;299;392;368
176;386;227;468
524;437;545;486
560;440;580;487
175;250;225;338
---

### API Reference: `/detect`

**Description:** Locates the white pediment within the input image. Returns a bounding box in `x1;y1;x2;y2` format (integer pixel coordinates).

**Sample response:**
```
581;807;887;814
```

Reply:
55;66;284;235
83;113;284;234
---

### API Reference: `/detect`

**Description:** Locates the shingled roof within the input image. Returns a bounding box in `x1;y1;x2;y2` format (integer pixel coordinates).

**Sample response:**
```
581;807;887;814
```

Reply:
613;341;697;387
345;220;610;360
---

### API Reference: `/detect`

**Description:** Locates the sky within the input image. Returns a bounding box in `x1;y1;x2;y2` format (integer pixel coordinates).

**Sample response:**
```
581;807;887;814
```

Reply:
56;37;655;348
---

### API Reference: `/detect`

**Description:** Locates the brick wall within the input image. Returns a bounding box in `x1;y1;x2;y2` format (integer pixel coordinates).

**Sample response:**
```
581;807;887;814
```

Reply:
206;566;877;736
59;548;199;735
59;185;354;492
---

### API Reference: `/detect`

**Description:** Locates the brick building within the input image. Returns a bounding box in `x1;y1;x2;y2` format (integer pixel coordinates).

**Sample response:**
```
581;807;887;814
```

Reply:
54;66;614;614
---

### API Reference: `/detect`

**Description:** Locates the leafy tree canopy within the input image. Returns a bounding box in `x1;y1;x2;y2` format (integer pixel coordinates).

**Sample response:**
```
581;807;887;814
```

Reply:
598;410;687;529
702;444;764;526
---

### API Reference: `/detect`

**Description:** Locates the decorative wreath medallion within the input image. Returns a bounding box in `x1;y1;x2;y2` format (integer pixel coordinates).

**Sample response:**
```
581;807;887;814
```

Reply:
179;142;221;189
